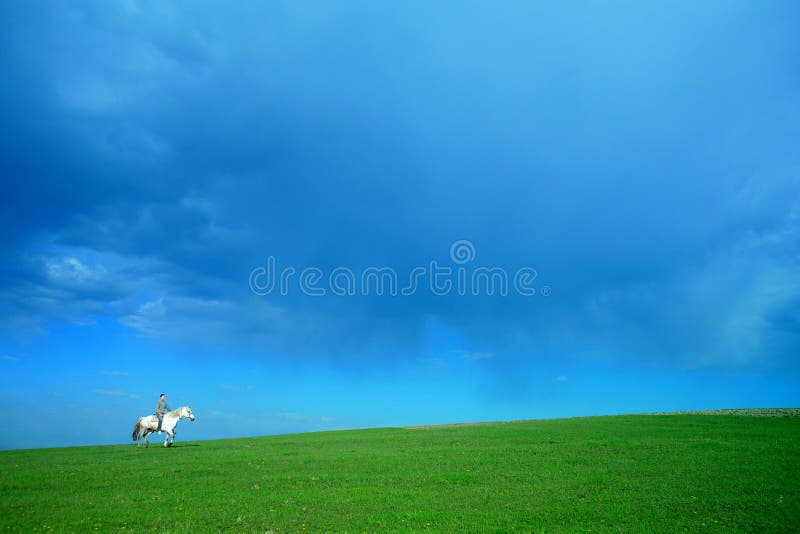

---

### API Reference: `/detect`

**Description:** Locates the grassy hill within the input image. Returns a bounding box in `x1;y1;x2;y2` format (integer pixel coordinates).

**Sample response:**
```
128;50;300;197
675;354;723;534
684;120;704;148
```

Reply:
1;413;799;532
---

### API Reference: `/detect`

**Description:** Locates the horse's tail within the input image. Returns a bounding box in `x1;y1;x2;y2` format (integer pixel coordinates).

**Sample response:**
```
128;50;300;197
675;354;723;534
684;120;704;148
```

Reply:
131;419;141;441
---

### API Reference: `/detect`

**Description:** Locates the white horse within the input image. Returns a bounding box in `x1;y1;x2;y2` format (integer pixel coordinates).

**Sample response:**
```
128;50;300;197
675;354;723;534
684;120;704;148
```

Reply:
132;406;195;448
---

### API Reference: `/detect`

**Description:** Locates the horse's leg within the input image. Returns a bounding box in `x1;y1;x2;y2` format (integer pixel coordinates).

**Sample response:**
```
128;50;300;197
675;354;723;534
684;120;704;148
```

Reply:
144;430;151;448
166;428;176;447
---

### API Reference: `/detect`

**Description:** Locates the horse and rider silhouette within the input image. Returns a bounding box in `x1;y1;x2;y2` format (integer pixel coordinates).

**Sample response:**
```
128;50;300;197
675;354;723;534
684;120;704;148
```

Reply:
131;393;195;448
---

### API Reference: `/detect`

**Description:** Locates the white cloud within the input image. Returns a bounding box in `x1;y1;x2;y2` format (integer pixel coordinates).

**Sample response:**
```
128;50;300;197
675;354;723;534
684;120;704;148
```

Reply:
555;375;569;382
1;354;20;362
0;250;139;336
45;257;108;288
119;298;167;335
115;294;293;351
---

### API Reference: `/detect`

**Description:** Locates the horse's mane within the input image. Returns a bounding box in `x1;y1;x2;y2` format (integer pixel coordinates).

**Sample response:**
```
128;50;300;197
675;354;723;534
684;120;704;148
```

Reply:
166;406;186;417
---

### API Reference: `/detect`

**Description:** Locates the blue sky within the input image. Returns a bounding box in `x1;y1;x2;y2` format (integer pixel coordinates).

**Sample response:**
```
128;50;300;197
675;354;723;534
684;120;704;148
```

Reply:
1;1;799;450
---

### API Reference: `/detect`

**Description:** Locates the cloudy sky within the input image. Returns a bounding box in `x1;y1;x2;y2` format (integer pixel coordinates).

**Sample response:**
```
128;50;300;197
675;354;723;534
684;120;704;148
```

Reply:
1;1;799;449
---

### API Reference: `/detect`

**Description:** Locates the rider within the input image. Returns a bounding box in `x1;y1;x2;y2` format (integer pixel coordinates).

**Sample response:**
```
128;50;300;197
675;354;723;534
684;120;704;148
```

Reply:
155;393;172;432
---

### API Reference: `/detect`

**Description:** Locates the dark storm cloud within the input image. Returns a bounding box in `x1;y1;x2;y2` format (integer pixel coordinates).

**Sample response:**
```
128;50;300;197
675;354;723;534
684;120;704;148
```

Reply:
1;1;798;369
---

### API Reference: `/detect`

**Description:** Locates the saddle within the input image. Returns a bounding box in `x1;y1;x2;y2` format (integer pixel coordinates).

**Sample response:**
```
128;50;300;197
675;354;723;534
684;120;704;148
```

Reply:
142;414;162;432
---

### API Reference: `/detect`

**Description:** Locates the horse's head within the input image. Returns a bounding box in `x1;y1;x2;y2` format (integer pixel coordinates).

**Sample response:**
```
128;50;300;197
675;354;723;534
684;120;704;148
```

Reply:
182;406;195;421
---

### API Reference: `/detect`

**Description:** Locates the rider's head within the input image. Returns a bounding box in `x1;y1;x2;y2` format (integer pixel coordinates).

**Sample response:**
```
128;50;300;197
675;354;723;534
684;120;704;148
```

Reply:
160;393;166;399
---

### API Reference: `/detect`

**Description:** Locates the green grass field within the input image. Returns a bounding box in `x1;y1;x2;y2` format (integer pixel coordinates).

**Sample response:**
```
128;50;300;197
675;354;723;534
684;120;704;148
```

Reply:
2;413;799;532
